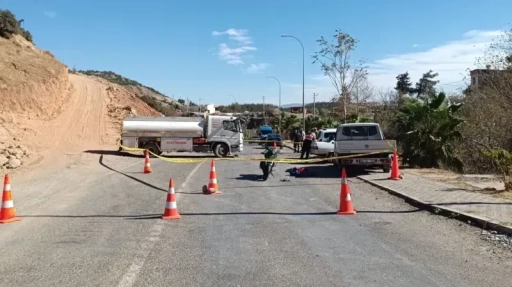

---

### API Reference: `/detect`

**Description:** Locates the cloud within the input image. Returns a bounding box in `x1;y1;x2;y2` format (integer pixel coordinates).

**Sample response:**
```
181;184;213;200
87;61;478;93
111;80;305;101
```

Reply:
246;63;269;73
212;28;257;65
43;11;56;18
211;28;270;72
286;30;503;102
212;28;253;45
412;44;419;48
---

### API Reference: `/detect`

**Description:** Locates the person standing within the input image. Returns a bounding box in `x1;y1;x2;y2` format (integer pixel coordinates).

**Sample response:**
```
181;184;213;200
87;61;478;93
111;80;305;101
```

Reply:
301;129;316;159
293;128;302;153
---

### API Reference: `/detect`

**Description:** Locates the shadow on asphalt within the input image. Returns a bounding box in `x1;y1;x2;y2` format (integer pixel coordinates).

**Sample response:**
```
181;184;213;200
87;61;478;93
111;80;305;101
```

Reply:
19;208;421;219
221;183;340;190
281;165;371;179
85;149;222;159
97;155;202;195
98;154;166;192
178;209;421;216
234;174;264;181
20;214;162;219
85;150;143;158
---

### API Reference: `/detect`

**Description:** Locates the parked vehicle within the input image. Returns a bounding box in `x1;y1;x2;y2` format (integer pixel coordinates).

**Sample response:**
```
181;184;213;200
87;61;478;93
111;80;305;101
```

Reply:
120;115;244;158
260;133;283;148
333;123;395;172
311;128;336;161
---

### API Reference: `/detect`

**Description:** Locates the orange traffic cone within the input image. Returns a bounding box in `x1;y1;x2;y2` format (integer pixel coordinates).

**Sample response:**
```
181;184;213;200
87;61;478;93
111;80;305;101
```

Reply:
0;174;21;224
337;168;356;215
205;160;221;194
143;150;152;174
389;150;401;180
162;178;181;220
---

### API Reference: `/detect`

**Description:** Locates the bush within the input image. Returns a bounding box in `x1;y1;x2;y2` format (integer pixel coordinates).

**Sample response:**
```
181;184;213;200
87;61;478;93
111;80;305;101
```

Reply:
140;96;177;116
0;9;33;43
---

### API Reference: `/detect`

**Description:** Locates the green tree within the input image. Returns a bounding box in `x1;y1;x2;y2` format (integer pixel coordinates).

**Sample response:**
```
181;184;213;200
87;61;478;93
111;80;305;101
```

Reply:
312;30;367;120
0;9;33;43
413;70;439;99
392;92;463;171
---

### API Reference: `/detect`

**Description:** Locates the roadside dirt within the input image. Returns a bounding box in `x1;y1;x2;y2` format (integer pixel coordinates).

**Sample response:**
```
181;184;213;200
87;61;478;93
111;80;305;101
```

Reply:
404;168;512;200
0;34;161;176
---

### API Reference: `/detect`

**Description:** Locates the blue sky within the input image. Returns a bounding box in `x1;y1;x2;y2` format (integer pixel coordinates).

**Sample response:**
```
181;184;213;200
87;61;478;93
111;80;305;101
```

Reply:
4;0;511;105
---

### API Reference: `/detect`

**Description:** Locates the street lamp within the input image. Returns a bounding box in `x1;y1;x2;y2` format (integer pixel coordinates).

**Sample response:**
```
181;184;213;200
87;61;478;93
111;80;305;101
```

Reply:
266;76;281;133
227;94;237;114
281;34;305;131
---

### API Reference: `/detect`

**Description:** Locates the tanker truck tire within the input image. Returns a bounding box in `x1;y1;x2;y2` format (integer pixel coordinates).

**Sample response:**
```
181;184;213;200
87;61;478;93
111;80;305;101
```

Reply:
143;143;161;158
213;143;229;158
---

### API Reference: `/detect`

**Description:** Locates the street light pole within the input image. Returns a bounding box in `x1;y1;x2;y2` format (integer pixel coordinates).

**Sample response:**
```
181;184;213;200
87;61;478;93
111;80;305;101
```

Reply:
313;93;317;116
263;96;266;125
198;97;203;113
281;34;305;132
266;76;281;133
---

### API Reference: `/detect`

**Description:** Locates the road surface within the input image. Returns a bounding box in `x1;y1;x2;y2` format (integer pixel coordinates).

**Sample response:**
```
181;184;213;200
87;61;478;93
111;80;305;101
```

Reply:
0;145;510;287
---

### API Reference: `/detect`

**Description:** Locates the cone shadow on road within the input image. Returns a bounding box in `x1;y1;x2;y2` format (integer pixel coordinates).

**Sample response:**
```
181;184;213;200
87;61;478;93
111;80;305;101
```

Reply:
98;154;166;192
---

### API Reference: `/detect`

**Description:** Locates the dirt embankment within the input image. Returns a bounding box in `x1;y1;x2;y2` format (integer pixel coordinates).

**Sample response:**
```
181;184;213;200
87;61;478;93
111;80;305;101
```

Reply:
0;35;161;173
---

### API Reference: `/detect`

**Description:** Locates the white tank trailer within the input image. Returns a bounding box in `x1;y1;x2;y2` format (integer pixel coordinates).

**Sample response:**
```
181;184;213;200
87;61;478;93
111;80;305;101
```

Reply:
119;115;244;157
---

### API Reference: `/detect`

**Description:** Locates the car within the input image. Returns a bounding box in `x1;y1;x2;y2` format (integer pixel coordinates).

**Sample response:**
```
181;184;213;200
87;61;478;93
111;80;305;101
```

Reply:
261;133;283;148
311;128;336;161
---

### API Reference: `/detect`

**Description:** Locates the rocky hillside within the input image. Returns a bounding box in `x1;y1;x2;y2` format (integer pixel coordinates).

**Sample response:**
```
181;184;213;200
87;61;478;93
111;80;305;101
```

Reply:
71;70;181;116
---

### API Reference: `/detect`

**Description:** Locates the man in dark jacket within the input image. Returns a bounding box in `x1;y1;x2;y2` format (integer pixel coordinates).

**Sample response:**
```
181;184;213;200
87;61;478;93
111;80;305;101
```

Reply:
293;128;302;153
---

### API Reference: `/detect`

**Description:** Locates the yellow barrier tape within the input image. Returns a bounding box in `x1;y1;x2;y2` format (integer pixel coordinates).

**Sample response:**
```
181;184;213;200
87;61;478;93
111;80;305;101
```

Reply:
118;144;393;164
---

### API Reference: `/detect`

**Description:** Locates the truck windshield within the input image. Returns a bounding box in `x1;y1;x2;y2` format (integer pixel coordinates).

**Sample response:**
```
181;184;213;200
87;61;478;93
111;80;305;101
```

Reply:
337;125;382;140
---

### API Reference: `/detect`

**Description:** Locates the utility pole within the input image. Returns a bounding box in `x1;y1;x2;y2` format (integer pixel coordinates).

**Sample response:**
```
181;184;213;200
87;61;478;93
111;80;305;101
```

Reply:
198;98;203;113
186;97;189;115
263;96;266;125
313;93;318;116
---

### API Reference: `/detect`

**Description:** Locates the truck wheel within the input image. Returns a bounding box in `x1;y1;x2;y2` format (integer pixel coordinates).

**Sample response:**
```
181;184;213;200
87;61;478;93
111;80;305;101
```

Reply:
213;143;229;158
144;143;161;158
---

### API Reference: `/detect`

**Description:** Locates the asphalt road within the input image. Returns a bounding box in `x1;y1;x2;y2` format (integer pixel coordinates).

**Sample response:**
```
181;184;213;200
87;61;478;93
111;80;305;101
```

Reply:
0;145;510;287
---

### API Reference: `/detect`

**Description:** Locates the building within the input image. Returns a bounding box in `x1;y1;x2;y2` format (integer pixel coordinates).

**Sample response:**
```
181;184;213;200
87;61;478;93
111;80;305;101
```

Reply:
288;106;307;114
470;69;508;88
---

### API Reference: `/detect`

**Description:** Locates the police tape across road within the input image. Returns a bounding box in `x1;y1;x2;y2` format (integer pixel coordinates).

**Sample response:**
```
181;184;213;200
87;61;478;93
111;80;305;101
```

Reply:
118;144;394;164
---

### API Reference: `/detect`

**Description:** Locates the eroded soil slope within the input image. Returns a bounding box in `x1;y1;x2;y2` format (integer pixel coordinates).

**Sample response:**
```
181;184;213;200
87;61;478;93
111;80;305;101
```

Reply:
0;35;160;172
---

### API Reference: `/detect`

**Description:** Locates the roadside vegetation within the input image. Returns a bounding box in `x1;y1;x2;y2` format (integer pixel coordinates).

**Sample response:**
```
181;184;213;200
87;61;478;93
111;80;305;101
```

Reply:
3;8;511;188
0;9;33;43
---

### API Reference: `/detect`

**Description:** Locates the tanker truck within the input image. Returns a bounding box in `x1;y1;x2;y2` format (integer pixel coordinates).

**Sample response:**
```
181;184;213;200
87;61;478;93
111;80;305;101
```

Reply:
119;115;244;157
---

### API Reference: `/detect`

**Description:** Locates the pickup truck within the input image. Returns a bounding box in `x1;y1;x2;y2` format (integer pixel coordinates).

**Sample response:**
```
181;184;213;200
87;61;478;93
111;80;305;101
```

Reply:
333;123;395;172
311;128;336;161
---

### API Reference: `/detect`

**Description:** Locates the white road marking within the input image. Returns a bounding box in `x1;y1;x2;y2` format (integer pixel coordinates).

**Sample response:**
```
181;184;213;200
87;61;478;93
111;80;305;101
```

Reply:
116;161;205;287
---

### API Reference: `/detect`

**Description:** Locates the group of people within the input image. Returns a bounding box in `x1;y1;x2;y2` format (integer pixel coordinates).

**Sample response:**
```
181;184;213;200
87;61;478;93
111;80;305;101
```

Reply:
291;127;318;159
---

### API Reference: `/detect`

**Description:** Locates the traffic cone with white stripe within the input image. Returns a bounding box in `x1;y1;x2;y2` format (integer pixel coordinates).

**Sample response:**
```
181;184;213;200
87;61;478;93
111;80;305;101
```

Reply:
162;178;181;220
143;150;152;174
389;150;401;180
0;174;21;224
337;168;356;215
206;160;221;194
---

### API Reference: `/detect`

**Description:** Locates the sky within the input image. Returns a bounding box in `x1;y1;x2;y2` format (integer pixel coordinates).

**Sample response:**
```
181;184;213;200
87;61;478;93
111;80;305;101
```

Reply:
3;0;511;106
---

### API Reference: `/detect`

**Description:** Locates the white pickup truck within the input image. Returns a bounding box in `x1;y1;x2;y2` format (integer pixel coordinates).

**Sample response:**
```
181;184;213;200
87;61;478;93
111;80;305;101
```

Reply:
334;123;395;172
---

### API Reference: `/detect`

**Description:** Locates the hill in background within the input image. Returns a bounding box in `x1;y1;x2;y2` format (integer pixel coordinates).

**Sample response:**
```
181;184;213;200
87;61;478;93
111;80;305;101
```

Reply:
71;70;181;116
